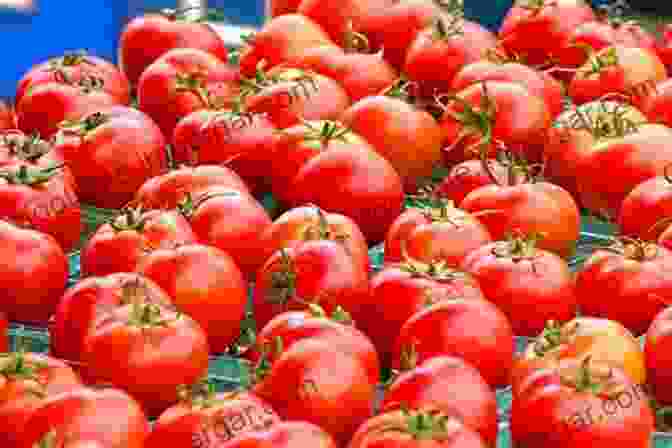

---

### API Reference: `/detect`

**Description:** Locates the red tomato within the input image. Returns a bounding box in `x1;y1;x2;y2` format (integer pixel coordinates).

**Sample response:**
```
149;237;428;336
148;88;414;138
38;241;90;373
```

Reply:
656;24;672;76
0;162;81;252
381;356;498;447
81;207;197;277
288;144;405;243
0;219;68;323
134;164;250;210
146;385;280;447
172;109;277;194
252;336;377;445
659;225;672;251
217;421;338;448
177;188;272;278
0;313;7;353
460;235;578;336
137;48;239;138
260;204;370;275
363;260;484;365
619;175;672;240
392;298;515;388
645;306;672;406
52;106;167;209
348;408;487;448
340;94;443;191
0;352;82;446
20;387;149;448
510;358;654;448
0;100;15;130
640;78;672;128
136;243;248;354
384;201;492;267
118;9;229;86
268;0;303;16
576;240;672;335
0;130;64;168
253;240;369;332
50;273;173;371
16;51;131;105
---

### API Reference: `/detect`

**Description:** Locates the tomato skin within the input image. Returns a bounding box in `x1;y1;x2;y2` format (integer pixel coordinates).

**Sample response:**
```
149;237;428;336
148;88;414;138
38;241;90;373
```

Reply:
16;53;131;106
0;313;7;353
146;390;280;448
645;306;672;405
656;25;672;76
51;106;168;209
134;164;250;210
253;336;377;445
340;95;443;191
20;387;150;448
0;353;82;446
137;48;239;138
0;101;16;130
119;12;229;86
619;176;672;240
81;209;197;277
136;243;248;353
640;78;672;128
0;219;68;324
381;356;498;447
222;421;338;448
576;244;672;336
392;299;515;388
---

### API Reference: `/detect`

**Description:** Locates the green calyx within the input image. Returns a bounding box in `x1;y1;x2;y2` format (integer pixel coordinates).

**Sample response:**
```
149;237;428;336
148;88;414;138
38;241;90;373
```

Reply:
0;163;63;186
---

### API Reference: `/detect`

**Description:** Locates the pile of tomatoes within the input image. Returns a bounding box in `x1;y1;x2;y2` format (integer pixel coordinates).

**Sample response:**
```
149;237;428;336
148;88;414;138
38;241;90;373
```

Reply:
6;0;672;446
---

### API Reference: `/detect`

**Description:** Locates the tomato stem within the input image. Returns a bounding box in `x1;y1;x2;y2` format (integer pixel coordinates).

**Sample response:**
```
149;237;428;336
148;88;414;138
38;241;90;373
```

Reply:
0;162;63;186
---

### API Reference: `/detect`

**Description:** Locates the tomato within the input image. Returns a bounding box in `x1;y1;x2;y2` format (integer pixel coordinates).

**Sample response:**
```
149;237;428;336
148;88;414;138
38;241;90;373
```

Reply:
656;24;672;76
640;78;672;128
0;313;7;353
288;143;405;243
16;78;120;139
260;204;370;275
0;352;82;446
20;387;149;448
50;273;172;372
0;162;81;252
645;305;672;406
137;48;239;138
172;109;277;194
439;81;551;166
576;239;672;335
252;335;377;445
136;243;248;354
619;175;672;241
384;201;492;267
514;318;646;392
510;357;654;448
0;100;16;130
568;46;667;109
392;298;515;388
118;8;229;86
340;94;443;191
52;106;168;209
253;239;369;333
16;51;131;106
81;207;197;277
134;164;250;210
0;219;68;324
268;0;303;16
0;130;64;169
381;356;498;447
146;383;280;447
238;14;337;77
219;421;338;448
348;408;487;448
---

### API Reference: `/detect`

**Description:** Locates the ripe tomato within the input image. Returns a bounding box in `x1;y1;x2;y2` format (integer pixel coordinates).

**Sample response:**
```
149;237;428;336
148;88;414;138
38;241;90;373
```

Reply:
348;408;487;448
340;94;443;191
172;109;277;194
619;175;672;240
252;335;377;445
0;130;64;169
134;164;250;210
392;298;515;388
137;48;239;138
50;273;173;371
576;239;672;335
118;8;229;86
656;24;672;76
146;385;280;447
0;100;15;130
219;421;338;448
136;243;248;354
384;201;492;267
80;207;197;277
0;313;7;353
0;219;68;324
20;387;149;448
253;240;369;332
0;162;81;252
510;358;654;448
645;305;672;406
16;51;131;105
514;317;646;391
381;356;498;447
640;78;672;128
260;204;370;275
52;106;168;209
0;352;82;446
